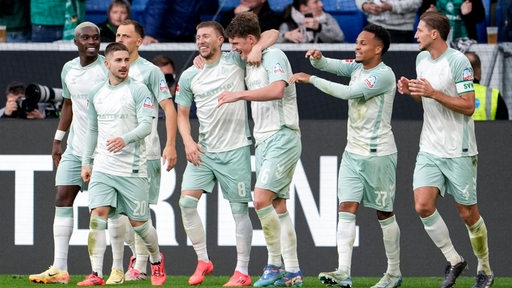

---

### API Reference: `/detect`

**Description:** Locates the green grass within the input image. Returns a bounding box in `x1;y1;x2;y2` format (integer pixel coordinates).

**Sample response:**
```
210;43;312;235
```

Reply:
5;275;512;287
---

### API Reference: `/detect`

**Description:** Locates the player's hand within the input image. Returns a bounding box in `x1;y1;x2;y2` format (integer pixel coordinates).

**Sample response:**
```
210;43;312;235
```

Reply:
289;72;312;84
218;91;240;107
409;78;436;98
52;140;63;167
162;145;177;171
106;137;126;153
193;55;206;69
363;2;384;14
305;49;322;60
247;46;263;66
184;140;204;166
397;77;411;95
81;166;92;182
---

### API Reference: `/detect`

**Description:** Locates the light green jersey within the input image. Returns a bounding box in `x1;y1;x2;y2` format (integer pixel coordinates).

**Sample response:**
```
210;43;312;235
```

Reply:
176;52;252;152
129;56;172;160
416;48;477;157
84;78;155;177
61;55;107;157
245;47;300;146
310;57;397;156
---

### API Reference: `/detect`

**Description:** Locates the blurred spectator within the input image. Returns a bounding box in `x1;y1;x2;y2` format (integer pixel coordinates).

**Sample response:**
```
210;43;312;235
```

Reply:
98;0;131;43
429;0;485;43
278;0;344;43
356;0;421;43
31;0;67;42
465;51;509;120
0;0;31;42
219;0;283;32
498;0;512;42
142;0;217;44
152;54;177;96
0;81;45;119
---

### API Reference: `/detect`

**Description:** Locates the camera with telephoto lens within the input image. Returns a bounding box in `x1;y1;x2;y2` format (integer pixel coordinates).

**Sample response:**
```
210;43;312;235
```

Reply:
16;83;63;118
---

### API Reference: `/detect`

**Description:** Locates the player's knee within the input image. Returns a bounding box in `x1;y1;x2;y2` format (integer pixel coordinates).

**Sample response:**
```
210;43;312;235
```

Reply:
229;202;248;215
179;195;199;209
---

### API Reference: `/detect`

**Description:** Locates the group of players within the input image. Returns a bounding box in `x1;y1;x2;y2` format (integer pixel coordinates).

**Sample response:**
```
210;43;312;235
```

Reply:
27;9;493;288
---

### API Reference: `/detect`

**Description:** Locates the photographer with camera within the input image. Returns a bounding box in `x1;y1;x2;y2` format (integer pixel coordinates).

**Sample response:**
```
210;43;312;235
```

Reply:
0;81;45;119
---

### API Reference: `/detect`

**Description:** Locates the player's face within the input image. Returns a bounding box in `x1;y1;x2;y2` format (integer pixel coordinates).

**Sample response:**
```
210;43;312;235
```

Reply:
354;31;380;64
75;27;100;58
229;36;254;60
106;50;130;81
116;24;142;55
196;27;223;60
415;21;433;51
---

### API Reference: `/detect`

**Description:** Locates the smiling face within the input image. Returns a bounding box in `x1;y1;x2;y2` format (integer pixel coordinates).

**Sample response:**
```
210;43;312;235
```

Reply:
75;26;100;58
196;26;224;62
354;30;381;65
228;35;255;60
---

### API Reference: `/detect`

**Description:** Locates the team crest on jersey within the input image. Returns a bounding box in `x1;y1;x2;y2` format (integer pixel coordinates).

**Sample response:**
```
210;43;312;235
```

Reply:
462;68;474;81
143;96;154;109
176;83;180;93
273;63;285;74
364;75;377;88
159;79;169;91
343;59;355;62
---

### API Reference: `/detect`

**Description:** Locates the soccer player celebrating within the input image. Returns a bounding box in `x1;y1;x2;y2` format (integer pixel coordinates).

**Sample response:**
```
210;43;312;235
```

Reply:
290;24;402;288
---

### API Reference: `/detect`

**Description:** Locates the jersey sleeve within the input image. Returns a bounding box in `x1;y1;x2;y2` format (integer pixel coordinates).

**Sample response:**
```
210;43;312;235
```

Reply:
262;49;290;85
122;84;154;144
450;53;475;95
175;68;197;107
358;66;396;100
148;66;173;103
60;62;72;99
310;56;359;77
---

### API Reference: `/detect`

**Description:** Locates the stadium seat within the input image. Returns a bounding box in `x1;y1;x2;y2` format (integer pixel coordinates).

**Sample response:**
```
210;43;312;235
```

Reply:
268;0;293;12
132;0;149;24
323;0;367;43
476;0;491;42
85;0;109;24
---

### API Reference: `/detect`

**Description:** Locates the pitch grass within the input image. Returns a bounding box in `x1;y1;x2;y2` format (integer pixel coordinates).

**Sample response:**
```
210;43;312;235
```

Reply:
5;275;512;288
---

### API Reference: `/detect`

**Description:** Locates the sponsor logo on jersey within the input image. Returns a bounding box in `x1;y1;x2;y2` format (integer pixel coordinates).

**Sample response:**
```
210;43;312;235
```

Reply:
343;59;355;62
159;79;169;91
462;67;474;81
143;96;154;109
364;75;377;88
176;83;180;93
273;63;285;74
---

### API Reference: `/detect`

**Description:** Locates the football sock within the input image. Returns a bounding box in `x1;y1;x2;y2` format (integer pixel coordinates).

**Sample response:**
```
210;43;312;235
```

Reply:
179;195;209;262
379;215;401;276
53;206;73;271
337;212;356;275
231;202;252;275
256;205;282;267
108;215;127;271
134;233;149;273
133;221;161;263
421;210;462;265
89;214;107;278
467;217;492;274
122;215;137;257
279;211;300;273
